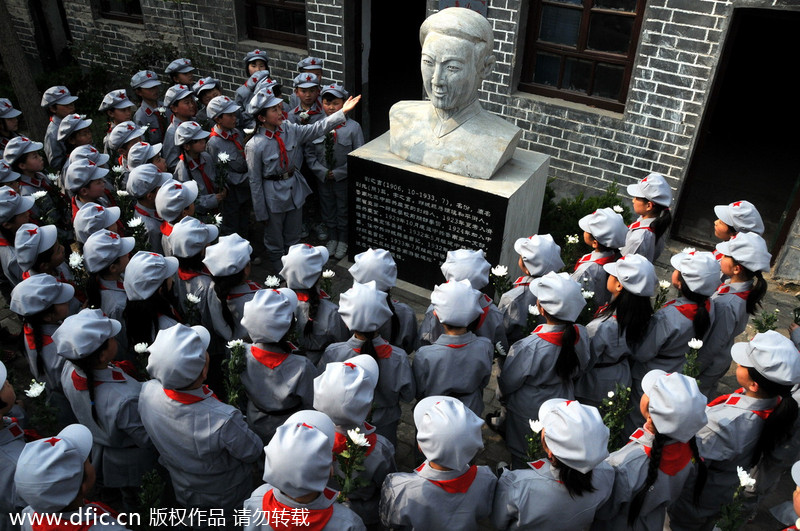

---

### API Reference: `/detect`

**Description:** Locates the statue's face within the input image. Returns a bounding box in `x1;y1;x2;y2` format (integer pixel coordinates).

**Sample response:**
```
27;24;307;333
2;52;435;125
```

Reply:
421;33;481;112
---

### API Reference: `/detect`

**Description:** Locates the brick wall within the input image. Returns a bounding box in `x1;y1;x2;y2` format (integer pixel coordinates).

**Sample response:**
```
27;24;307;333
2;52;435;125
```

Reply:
5;0;39;58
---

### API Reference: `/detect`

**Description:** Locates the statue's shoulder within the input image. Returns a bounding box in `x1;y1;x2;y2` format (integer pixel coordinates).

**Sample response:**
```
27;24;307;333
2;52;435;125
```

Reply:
389;100;430;120
465;107;521;140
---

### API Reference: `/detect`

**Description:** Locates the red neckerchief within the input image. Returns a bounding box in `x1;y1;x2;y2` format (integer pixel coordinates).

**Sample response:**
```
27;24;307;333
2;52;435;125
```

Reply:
707;388;776;420
416;463;478;493
533;324;581;346
354;343;393;359
574;252;615;272
445;342;467;348
163;385;218;404
264;128;289;169
261;488;335;531
716;284;750;300
513;276;530;287
226;280;262;300
331;123;345;142
713;250;723;260
70;196;80;219
210;127;244;155
180;154;215;193
332;422;377;456
663;299;711;321
0;237;8;247
293;103;321;116
629;220;654;232
476;294;492;330
160;221;173;236
251;345;289;369
135;204;163;221
295;289;330;302
629;429;693;476
71;367;126;391
103;189;117;207
117;155;124;167
21;271;30;280
177;267;210;281
23;324;53;350
4;417;23;439
31;502;118;531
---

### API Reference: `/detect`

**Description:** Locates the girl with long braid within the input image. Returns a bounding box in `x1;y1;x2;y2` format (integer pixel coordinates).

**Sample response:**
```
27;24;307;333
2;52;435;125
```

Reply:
668;331;800;530
595;370;708;530
620;172;673;262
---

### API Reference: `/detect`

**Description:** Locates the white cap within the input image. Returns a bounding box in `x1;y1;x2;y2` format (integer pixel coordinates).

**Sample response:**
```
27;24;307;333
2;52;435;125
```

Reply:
2;136;43;166
626;172;672;207
714;200;764;235
0;186;34;224
14;224;57;272
313;355;379;428
349;248;397;291
155;179;198;222
41;86;78;107
128;164;172;199
15;424;93;512
414;396;484;471
73;202;121;244
202;234;252;277
247;86;283;115
57;114;92;142
64;159;109;195
206;95;241;120
68;144;110;167
127;142;163;170
338;281;392;332
513;235;564;276
174;121;210;147
641;370;707;442
169;216;219;258
242;288;298;344
714;232;771;273
602;254;657;297
98;89;133;112
440;248;490;290
192;77;219;97
108;121;147;151
731;331;800;386
53;308;122;360
539;399;609;473
10;273;74;316
529;272;585;322
147;324;211;388
669;251;721;297
293;73;321;88
163;84;194;108
131;70;161;89
280;243;328;289
0;162;20;185
123;251;179;301
165;58;195;74
431;280;483;327
83;230;134;273
578;208;628;249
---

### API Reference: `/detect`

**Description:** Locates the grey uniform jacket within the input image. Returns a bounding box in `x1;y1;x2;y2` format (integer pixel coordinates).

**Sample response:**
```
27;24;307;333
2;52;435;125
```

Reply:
304;118;364;182
292;291;350;366
498;323;591;461
240;343;316;444
22;323;64;392
668;390;777;531
132;203;164;254
133;100;171;144
318;336;414;430
594;428;696;531
245;110;345;222
173;151;219;214
620;217;664;263
162;116;186;172
377;299;419;355
498;276;539;346
243;485;366;531
492;458;614;530
98;278;129;358
570;251;615;308
44;116;65;170
138;381;263;511
0;416;26;528
208;280;261;341
419;294;509;353
61;363;157;488
412;332;493;417
381;461;497;531
286;102;325;126
206;125;248;186
574;312;631;408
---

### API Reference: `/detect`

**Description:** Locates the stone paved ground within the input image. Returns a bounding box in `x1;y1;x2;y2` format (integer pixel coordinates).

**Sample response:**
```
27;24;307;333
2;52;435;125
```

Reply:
1;235;797;529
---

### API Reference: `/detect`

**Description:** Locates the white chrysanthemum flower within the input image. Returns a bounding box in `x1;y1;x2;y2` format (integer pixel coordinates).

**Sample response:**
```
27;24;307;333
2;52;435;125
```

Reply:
495;341;507;358
775;309;780;313
214;213;223;227
613;205;624;213
264;275;280;288
186;293;201;304
528;304;540;316
134;343;149;354
736;466;756;488
25;380;46;398
46;173;59;183
582;290;594;299
227;339;245;349
567;234;580;244
243;128;254;135
608;391;615;398
116;190;129;198
217;152;231;164
112;165;124;174
157;107;167;114
68;252;83;269
659;280;671;290
347;427;370;447
491;264;508;277
299;111;310;121
681;247;696;254
688;338;703;350
31;190;47;200
127;217;143;228
322;269;335;279
529;419;543;433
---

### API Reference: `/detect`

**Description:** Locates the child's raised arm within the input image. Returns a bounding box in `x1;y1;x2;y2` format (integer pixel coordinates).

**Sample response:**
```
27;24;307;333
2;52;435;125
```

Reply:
342;95;362;115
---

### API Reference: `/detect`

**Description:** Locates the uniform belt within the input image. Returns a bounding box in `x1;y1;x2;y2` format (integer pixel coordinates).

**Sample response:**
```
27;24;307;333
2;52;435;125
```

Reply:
264;170;294;181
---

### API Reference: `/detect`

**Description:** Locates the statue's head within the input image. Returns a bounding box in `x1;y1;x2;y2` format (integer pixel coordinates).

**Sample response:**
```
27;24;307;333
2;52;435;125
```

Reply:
419;8;496;114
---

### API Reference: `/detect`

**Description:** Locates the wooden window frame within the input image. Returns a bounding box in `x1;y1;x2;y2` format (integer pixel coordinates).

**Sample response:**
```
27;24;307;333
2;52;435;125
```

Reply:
98;0;143;24
245;0;307;49
520;0;646;112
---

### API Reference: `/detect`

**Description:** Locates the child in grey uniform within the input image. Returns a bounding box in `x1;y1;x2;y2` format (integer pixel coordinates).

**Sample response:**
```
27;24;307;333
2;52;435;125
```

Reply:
240;288;316;444
570;207;627;308
41;86;78;170
620;173;673;263
381;396;496;531
127;164;172;254
413;280;493;416
0;360;26;529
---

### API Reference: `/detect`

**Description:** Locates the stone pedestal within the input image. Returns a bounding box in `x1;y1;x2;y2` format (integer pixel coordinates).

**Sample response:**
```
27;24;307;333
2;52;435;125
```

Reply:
348;132;550;290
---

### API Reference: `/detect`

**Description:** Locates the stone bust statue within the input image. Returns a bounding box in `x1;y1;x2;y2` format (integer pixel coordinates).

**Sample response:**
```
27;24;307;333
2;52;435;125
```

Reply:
389;7;522;180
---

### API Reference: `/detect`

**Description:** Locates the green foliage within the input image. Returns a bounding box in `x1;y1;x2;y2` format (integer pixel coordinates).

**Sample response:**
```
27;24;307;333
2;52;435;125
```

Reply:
525;422;545;462
752;308;779;334
539;180;633;269
128;41;181;73
137;469;166;515
600;383;632;452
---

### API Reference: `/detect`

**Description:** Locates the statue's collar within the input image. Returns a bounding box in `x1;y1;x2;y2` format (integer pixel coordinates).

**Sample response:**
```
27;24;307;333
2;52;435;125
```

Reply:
431;99;482;138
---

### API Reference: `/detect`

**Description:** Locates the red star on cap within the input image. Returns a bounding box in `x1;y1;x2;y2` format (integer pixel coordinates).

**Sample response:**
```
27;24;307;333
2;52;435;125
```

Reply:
191;122;198;127
89;147;97;153
58;89;66;94
300;422;314;429
184;60;190;64
198;80;204;85
127;124;135;130
140;142;147;146
108;232;118;239
95;206;104;212
2;102;10;108
343;362;356;369
146;72;153;78
7;190;17;196
44;437;61;446
88;161;96;166
306;75;312;81
21;137;28;142
150;253;160;257
174;183;182;189
732;201;742;207
310;59;316;65
642;177;648;182
26;228;37;235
